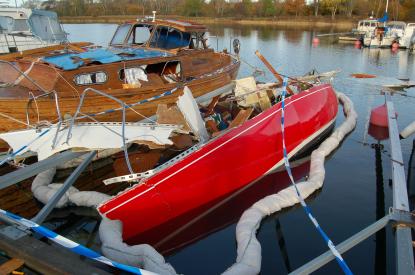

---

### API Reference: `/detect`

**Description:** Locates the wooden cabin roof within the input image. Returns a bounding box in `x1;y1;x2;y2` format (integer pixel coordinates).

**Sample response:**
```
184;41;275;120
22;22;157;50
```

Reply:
127;18;207;33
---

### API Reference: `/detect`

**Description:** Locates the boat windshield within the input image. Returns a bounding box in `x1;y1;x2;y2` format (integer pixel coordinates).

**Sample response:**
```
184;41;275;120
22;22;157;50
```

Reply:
111;24;131;45
28;12;67;41
127;24;153;45
150;26;191;50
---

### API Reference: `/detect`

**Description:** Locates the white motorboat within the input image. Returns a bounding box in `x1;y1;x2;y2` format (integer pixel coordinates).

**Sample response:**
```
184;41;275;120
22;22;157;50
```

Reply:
398;23;415;49
0;7;67;54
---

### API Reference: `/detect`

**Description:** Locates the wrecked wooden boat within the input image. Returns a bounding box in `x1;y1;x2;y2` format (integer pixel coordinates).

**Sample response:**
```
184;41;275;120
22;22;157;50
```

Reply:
97;77;339;244
0;18;240;133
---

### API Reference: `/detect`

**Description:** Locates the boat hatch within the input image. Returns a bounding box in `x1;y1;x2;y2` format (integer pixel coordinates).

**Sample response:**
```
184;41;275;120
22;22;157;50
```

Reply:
119;60;182;84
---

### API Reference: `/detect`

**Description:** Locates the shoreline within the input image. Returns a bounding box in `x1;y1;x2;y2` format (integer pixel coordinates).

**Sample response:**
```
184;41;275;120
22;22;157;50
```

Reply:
60;15;355;30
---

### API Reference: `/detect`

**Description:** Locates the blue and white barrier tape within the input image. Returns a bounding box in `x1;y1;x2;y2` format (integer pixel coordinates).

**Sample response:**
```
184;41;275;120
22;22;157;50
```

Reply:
78;87;179;119
0;209;156;275
280;78;353;275
0;128;51;166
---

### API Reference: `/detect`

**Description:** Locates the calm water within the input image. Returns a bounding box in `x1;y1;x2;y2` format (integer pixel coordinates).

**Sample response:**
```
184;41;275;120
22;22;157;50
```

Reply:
63;23;415;274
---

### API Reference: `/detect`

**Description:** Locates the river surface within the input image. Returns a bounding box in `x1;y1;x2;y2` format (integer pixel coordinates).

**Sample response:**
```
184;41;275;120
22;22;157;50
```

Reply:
62;23;415;275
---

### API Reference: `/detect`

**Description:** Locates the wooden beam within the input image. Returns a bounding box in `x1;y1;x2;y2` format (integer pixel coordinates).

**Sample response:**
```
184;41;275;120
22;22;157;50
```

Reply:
255;50;294;94
0;258;24;275
0;233;111;275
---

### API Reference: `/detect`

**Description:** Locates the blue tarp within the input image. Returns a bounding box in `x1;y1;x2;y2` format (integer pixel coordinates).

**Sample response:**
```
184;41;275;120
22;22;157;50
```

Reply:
378;12;389;23
43;48;171;70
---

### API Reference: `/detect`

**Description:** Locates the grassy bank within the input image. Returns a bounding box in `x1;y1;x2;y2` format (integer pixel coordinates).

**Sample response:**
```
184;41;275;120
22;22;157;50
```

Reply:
60;15;356;30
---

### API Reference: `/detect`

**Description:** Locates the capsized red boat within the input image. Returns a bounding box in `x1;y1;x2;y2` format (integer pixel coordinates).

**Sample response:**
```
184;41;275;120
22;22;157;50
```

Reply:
98;81;339;244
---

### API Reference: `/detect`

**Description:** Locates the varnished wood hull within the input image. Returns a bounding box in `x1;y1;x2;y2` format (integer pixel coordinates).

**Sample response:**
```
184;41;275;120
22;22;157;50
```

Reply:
0;61;239;133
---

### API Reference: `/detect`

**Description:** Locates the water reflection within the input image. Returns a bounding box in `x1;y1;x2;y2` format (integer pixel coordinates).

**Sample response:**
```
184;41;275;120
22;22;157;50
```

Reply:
135;158;311;255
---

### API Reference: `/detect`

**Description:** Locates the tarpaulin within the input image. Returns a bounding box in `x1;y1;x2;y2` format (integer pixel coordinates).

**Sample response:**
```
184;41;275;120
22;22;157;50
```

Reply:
43;47;171;70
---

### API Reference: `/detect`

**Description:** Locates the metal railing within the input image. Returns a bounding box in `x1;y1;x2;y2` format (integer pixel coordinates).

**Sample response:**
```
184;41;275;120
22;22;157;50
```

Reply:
66;87;134;174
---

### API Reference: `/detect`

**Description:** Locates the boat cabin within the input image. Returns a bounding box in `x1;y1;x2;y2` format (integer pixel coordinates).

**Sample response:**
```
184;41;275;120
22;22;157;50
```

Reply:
0;18;240;133
386;21;407;37
357;19;378;34
109;19;208;52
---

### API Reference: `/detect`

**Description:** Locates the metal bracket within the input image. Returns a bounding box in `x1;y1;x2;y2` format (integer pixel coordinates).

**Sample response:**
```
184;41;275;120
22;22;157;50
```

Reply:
389;208;415;228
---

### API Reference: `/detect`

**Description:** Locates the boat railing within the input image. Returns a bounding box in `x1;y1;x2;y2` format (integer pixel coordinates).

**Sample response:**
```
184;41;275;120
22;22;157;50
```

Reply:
25;90;63;149
0;60;63;131
66;87;134;174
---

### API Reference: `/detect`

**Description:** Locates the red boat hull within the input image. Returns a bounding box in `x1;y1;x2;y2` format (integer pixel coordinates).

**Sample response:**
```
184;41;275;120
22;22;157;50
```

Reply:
98;83;339;243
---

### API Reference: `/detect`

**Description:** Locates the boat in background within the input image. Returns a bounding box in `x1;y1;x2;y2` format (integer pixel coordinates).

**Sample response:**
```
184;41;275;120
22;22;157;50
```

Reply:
398;23;415;49
0;18;239;133
363;21;407;48
355;19;378;35
0;7;67;54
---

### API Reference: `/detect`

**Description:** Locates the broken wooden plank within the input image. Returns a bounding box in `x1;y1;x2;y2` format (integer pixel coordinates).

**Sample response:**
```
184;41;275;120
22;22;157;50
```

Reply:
113;150;162;177
156;104;191;132
0;258;24;275
228;108;254;128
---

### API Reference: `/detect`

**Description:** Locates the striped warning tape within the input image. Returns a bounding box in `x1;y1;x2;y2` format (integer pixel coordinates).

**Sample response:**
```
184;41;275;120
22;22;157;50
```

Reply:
78;87;179;119
0;209;156;275
280;77;353;275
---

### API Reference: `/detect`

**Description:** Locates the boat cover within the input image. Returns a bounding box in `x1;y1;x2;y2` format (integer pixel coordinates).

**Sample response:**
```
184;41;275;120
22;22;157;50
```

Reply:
43;47;172;70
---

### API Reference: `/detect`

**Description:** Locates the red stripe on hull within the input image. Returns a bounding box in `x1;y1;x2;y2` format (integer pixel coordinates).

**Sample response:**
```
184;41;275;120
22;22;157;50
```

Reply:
98;83;339;243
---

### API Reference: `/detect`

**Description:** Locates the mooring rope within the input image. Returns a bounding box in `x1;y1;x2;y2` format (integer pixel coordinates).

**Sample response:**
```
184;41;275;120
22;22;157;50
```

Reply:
280;78;353;275
0;208;156;275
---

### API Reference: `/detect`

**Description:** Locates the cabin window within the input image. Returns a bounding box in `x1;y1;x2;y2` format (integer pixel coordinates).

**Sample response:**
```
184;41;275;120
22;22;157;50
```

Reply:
127;25;153;45
134;26;151;44
364;22;370;26
111;24;131;45
371;22;377;27
0;16;13;33
13;19;29;32
74;72;107;85
359;22;363;27
150;27;191;49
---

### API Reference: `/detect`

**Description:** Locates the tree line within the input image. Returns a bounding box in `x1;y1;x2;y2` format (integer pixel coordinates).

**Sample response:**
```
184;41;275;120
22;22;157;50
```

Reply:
25;0;415;21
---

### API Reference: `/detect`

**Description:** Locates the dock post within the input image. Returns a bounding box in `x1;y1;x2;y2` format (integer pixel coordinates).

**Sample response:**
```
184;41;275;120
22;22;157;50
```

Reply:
31;151;97;224
385;92;415;274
